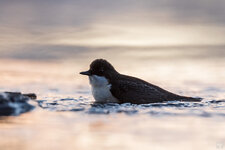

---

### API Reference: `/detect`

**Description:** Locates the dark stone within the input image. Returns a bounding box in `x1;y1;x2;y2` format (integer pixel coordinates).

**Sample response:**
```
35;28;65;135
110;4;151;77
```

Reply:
0;92;36;116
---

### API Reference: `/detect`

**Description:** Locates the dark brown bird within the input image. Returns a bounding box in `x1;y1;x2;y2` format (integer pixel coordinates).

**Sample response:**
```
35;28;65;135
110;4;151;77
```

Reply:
80;59;202;104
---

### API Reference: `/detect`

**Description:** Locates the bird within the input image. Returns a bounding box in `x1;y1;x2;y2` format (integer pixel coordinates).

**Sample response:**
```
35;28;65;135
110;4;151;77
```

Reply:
80;59;202;104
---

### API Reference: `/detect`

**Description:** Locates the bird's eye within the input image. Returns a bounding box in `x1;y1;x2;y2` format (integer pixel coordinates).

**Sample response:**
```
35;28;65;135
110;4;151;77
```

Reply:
98;68;104;75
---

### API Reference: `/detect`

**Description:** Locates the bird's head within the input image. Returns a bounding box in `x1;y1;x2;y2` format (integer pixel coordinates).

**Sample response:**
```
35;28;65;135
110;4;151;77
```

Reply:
80;59;118;77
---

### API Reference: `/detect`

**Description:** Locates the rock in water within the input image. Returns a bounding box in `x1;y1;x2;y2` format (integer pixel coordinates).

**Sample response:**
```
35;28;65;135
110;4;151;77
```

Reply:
0;92;36;116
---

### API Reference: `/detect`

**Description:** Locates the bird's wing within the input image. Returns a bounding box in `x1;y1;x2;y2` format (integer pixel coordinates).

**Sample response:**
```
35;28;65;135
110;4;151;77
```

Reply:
110;79;169;104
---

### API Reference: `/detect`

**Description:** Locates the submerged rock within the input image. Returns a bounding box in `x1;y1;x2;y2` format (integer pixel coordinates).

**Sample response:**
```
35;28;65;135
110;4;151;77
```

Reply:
0;92;36;116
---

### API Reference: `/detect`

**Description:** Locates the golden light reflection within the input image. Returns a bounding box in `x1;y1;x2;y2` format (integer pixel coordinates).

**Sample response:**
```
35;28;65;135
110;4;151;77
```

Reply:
1;24;225;50
0;112;225;150
47;24;225;47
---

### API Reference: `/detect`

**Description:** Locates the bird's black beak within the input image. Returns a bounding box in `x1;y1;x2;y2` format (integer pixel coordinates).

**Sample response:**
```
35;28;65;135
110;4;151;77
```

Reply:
80;70;91;76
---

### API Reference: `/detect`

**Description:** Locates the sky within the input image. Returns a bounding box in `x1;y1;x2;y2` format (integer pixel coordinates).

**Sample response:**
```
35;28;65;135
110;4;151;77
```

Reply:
0;0;225;51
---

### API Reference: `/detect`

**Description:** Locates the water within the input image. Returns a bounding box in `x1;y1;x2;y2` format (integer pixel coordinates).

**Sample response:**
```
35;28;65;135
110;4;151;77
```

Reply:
0;46;225;150
37;97;225;117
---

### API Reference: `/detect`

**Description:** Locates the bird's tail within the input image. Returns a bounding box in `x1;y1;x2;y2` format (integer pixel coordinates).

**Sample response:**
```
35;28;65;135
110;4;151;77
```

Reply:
178;96;202;102
166;93;202;102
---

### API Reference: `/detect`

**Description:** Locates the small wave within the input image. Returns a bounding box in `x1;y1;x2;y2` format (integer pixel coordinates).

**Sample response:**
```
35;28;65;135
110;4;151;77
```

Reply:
36;98;225;117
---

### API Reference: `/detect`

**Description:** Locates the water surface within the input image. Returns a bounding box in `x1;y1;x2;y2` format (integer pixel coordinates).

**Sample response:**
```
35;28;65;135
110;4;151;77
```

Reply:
0;46;225;150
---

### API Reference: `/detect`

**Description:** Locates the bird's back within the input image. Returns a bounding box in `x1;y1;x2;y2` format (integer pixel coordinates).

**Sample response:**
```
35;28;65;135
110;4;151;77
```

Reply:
110;74;201;104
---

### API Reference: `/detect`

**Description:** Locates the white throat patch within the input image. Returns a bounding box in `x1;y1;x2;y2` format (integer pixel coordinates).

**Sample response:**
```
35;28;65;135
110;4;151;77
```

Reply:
89;75;118;103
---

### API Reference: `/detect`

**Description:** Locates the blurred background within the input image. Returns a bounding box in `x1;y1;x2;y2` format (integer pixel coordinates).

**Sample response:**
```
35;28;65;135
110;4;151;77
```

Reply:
0;1;225;150
0;0;225;95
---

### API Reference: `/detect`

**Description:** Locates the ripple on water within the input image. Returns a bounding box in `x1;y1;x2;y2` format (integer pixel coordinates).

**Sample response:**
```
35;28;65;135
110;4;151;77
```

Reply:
36;97;225;117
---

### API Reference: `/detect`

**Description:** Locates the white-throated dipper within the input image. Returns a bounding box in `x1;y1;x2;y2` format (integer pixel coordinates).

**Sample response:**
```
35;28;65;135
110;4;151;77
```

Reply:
80;59;202;104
